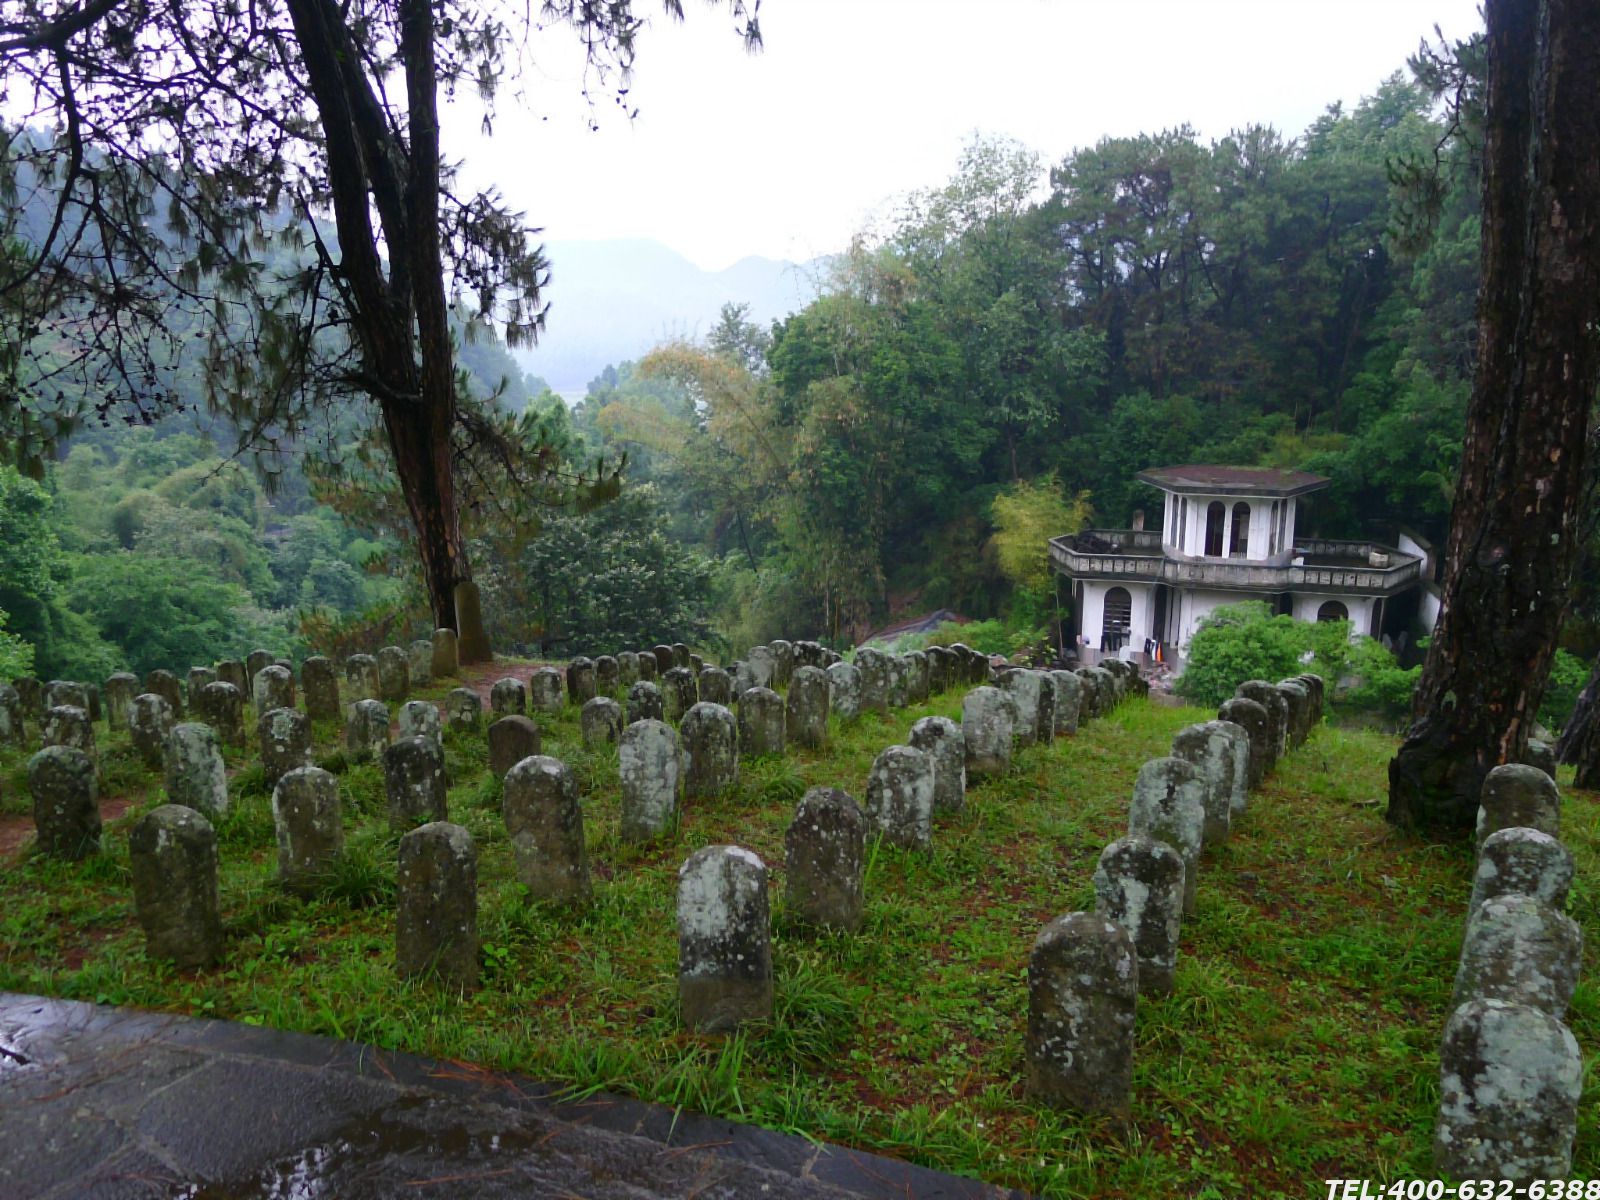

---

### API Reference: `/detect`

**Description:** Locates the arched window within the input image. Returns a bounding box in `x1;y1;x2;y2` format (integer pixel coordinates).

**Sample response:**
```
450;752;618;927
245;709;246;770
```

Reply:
1204;501;1225;556
1317;600;1349;623
1230;502;1250;557
1103;587;1133;650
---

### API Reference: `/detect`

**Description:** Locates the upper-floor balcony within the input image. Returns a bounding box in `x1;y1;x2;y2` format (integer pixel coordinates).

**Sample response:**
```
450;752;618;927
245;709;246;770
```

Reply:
1048;529;1423;595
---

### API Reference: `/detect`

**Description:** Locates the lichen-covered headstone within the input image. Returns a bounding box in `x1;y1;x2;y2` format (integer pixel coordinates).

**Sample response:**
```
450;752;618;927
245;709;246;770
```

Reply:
617;651;641;686
503;755;591;905
962;686;1014;780
1127;757;1206;917
1275;678;1311;750
101;673;137;732
1094;835;1185;995
345;654;380;705
924;646;952;695
1170;721;1237;846
260;707;313;788
253;664;295;716
786;666;830;749
1087;667;1119;716
527;667;564;714
768;639;794;688
866;745;934;849
430;627;459;679
737;687;785;756
581;696;624;746
43;680;88;716
0;682;21;748
566;657;597;706
651;644;675;674
301;656;341;721
855;648;890;714
1477;764;1561;847
245;649;274;683
1434;998;1581;1183
186;667;218;711
627;680;665;724
698;666;733;707
785;788;866;931
376;646;410;702
826;662;861;721
619;719;680;844
272;767;344;894
909;715;965;815
407;640;433;688
741;645;775;691
490;677;527;717
164;723;229;818
661;667;699;724
1452;893;1582;1018
677;845;772;1033
129;804;222;967
383;735;449;831
445;687;482;731
795;641;826;670
681;702;739;799
1026;912;1137;1115
998;669;1046;748
594;655;620;693
12;675;43;724
487;715;541;778
1235;681;1287;765
345;698;391;763
42;705;95;760
636;650;659;682
885;655;911;709
1217;697;1270;792
214;660;247;696
1469;827;1574;918
198;682;245;747
27;745;99;859
143;670;184;717
126;692;173;769
396;821;478;990
1072;667;1102;721
1049;670;1082;737
398;700;442;745
671;642;692;669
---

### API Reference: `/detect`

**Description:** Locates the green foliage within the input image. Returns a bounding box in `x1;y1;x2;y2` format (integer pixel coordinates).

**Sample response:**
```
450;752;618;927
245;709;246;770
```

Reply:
1176;603;1351;708
988;474;1091;593
1340;638;1423;721
0;606;33;678
1539;649;1590;733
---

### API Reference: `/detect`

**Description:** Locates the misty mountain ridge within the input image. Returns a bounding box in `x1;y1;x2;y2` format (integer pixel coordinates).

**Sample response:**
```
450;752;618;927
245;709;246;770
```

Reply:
516;238;830;397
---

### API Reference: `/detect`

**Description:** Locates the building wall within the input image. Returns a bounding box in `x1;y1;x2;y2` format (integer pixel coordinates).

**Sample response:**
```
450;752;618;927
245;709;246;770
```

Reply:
1289;592;1376;639
1081;580;1155;650
1163;491;1297;561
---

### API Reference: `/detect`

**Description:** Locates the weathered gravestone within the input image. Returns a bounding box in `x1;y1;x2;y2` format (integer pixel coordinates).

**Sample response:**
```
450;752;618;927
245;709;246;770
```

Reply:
786;666;830;749
1275;678;1311;750
1169;721;1237;846
301;656;340;721
253;665;295;716
527;667;564;714
345;654;379;706
619;720;680;844
1127;757;1205;917
615;651;640;686
214;660;247;696
42;705;95;760
681;703;738;799
260;707;313;788
1434;998;1581;1183
635;650;659;682
130;804;222;967
1477;764;1561;847
27;745;100;859
143;670;184;717
246;649;274;685
383;735;448;831
407;640;434;688
785;787;866;932
998;669;1051;748
678;845;772;1033
1469;827;1574;918
445;687;482;731
397;700;442;745
345;699;391;763
925;646;953;695
503;756;590;906
1026;912;1137;1115
698;666;733;707
627;680;665;725
670;642;692;670
826;662;861;721
198;682;245;747
566;657;597;706
737;687;785;756
594;655;620;693
865;745;934;850
0;682;21;748
488;715;541;778
1451;893;1582;1018
164;723;229;818
580;696;624;746
102;673;138;731
376;646;410;702
490;677;527;717
272;767;344;894
1094;835;1185;995
661;667;699;723
909;715;965;815
1049;670;1082;737
129;693;175;770
1235;680;1287;765
769;640;794;688
1217;697;1271;792
186;667;217;710
855;648;890;714
961;686;1014;780
13;675;43;723
430;627;459;679
396;821;478;990
45;679;89;713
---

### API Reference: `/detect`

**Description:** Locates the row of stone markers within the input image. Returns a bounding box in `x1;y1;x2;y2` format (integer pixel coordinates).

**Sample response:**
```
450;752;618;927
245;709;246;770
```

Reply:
1026;672;1325;1115
1433;764;1583;1183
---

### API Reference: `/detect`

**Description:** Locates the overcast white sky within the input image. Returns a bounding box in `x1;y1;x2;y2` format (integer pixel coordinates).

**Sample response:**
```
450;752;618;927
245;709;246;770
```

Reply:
441;0;1485;273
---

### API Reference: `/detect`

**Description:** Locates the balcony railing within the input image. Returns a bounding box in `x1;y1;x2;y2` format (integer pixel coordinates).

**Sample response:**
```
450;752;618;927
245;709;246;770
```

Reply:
1049;530;1422;594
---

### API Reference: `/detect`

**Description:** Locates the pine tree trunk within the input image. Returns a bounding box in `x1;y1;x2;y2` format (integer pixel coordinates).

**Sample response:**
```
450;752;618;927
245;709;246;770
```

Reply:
1555;657;1600;786
1386;0;1600;834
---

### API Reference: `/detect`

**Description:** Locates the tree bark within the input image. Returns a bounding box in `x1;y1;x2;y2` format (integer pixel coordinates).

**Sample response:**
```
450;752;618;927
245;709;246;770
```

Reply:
1386;0;1600;834
1555;656;1600;785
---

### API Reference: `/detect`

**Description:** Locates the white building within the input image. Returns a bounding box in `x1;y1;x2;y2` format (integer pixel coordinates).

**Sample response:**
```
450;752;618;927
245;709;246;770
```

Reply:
1049;465;1424;661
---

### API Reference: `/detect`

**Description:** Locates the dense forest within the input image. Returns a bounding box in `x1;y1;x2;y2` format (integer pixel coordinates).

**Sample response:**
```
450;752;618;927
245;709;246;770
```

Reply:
12;53;1587;688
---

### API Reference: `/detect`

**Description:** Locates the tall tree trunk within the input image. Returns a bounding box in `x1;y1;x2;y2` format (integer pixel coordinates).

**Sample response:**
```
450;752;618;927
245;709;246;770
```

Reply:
1386;0;1600;835
1555;656;1600;785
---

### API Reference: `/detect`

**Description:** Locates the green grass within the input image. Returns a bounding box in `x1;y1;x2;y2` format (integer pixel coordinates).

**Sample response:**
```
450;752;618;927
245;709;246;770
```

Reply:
2;672;1598;1197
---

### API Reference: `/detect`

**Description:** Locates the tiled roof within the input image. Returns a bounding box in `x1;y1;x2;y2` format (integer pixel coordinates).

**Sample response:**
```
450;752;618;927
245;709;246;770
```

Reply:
1136;464;1329;497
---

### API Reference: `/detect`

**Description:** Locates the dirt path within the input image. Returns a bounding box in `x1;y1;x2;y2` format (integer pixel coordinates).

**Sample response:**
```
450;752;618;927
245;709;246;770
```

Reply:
0;796;137;863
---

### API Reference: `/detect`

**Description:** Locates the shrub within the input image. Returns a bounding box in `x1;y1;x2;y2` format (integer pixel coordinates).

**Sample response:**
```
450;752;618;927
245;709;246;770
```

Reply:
1176;603;1326;708
1340;638;1421;720
1539;648;1590;734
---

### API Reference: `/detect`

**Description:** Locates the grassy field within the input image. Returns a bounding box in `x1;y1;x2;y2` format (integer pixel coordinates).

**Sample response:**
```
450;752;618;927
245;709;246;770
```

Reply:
2;670;1597;1198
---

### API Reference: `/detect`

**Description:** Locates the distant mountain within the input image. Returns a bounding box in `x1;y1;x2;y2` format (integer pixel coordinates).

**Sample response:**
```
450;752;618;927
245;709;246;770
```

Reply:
516;238;830;397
